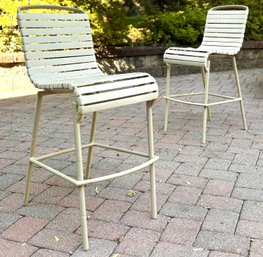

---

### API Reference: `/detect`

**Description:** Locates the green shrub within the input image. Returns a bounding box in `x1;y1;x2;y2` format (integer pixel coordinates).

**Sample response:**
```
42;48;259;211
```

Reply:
141;6;206;45
1;0;263;52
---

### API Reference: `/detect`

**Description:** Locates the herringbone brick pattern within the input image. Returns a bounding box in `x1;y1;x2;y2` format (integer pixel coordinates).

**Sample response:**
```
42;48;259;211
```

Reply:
1;68;263;256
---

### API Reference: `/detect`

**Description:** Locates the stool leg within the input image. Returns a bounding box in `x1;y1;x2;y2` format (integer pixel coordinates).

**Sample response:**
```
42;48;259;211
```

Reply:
85;112;97;179
201;67;211;121
24;92;43;206
202;62;210;144
147;101;157;219
164;63;171;133
232;56;247;130
73;104;89;251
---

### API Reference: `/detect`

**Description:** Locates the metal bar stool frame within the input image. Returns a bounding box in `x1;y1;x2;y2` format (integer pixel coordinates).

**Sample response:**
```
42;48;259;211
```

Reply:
17;5;159;250
163;5;249;144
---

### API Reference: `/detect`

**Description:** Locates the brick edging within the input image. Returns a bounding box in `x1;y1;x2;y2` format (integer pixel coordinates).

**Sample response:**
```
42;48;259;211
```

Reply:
1;41;262;65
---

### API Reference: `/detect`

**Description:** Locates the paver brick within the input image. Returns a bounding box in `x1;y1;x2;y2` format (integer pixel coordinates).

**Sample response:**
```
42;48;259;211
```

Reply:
0;192;24;212
33;185;74;205
168;186;202;204
116;227;160;256
85;219;129;241
17;203;64;220
160;202;207;221
199;169;238;182
203;180;234;197
0;173;23;190
197;195;243;212
195;231;250;256
250;239;263;257
131;192;169;212
236;220;263;239
151;242;209;257
209;251;244;257
161;217;201;245
0;212;21;233
202;209;239;234
71;239;117;257
240;201;263;222
2;216;48;242
91;200;131;222
232;187;263;201
31;249;70;257
47;208;82;232
59;194;104;212
167;174;207;189
0;238;37;257
29;228;81;253
120;209;169;232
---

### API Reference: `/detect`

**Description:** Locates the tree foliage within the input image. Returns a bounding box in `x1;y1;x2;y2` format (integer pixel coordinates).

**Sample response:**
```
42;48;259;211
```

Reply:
1;0;263;52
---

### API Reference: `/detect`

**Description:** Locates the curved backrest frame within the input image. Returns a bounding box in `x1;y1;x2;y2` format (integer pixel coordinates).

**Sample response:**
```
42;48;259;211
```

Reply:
17;5;102;87
201;5;249;54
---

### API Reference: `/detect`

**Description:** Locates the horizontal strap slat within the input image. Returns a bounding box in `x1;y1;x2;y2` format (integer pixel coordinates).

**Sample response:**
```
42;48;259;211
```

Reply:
203;37;243;43
206;23;245;28
74;72;149;87
29;62;98;74
78;84;156;105
164;54;207;63
207;13;247;19
207;19;246;24
23;34;92;44
25;48;94;59
24;41;90;51
165;49;209;57
19;13;88;20
75;77;155;95
21;27;88;36
204;32;244;38
205;28;244;34
79;92;158;113
201;41;242;47
208;10;247;15
27;55;95;67
30;69;103;84
20;20;89;28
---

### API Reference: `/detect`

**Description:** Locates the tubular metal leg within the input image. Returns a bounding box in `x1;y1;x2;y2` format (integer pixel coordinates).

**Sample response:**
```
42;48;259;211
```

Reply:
73;103;89;251
146;101;157;219
232;57;247;130
201;67;211;121
24;92;43;206
202;62;210;144
85;112;97;179
164;63;171;133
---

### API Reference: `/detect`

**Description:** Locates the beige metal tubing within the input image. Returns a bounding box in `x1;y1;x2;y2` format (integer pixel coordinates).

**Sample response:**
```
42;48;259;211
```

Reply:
24;91;43;206
147;101;157;219
30;155;158;186
73;103;89;251
202;62;210;144
85;112;97;179
232;56;247;130
164;63;171;132
201;67;211;121
94;142;149;157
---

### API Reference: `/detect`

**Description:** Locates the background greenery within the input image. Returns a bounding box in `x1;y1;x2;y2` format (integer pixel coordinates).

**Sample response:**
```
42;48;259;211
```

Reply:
1;0;263;53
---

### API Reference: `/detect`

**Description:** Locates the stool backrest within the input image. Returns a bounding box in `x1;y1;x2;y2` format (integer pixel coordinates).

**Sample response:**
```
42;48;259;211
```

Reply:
201;5;249;54
17;5;101;84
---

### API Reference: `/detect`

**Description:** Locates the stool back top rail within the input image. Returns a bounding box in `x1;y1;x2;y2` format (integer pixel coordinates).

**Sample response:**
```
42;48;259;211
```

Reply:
17;5;159;251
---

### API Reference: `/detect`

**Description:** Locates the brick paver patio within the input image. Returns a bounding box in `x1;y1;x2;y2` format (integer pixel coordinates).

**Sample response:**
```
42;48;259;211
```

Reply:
1;68;263;256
